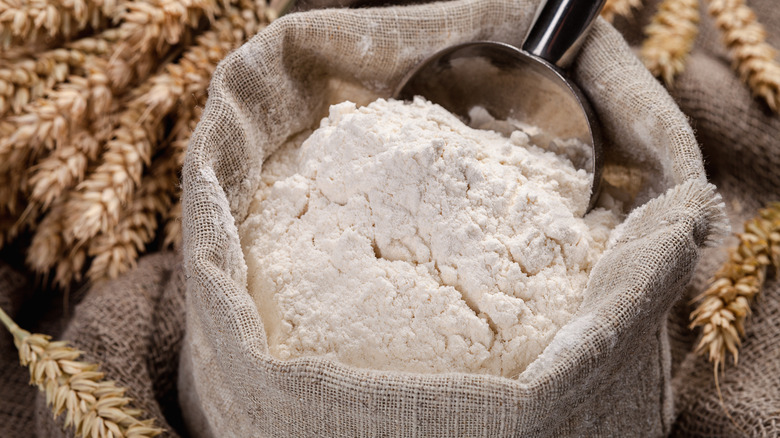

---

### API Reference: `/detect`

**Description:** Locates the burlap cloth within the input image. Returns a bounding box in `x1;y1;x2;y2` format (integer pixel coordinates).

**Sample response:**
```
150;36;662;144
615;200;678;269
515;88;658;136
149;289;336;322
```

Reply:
0;0;777;436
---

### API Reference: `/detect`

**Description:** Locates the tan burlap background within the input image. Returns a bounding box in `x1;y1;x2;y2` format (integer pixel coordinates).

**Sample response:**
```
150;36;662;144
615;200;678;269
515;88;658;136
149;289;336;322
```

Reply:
0;0;777;436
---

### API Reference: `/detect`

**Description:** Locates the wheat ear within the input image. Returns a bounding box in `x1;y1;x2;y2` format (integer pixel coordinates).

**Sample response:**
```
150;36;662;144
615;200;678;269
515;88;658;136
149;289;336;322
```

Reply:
0;49;81;116
0;75;94;214
601;0;644;23
691;202;780;371
86;149;177;282
640;0;699;85
115;0;219;61
706;0;780;111
0;305;164;438
0;28;127;117
0;0;128;49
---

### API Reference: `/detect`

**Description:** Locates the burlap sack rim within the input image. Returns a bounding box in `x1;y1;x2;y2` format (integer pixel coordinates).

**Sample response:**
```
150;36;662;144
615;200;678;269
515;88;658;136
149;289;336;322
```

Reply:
182;0;728;434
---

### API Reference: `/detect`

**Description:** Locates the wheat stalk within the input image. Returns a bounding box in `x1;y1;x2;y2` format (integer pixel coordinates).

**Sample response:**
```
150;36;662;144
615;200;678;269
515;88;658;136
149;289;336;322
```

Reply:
0;305;164;437
2;0;291;286
706;0;780;111
690;202;780;372
640;0;699;85
81;3;266;279
601;0;644;23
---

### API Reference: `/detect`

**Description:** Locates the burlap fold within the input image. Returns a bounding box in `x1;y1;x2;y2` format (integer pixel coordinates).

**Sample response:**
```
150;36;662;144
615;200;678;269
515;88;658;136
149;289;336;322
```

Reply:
180;0;726;436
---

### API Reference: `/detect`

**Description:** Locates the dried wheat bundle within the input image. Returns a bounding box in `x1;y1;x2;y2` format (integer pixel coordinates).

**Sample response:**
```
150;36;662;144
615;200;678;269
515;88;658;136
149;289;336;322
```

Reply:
63;4;261;246
0;305;164;437
612;0;780;111
600;0;644;23
640;0;699;85
690;202;780;373
0;0;290;289
706;0;780;111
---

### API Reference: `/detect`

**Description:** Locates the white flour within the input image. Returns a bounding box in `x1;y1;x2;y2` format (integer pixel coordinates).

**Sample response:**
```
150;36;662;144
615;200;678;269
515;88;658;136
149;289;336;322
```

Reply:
239;97;622;377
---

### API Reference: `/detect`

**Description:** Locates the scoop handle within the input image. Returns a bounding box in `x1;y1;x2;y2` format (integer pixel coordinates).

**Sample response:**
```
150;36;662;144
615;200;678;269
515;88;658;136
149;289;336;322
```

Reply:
521;0;607;68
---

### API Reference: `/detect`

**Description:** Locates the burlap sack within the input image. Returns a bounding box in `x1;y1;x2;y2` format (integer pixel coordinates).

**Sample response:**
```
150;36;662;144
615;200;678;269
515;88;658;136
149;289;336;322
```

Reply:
0;262;39;438
180;0;727;436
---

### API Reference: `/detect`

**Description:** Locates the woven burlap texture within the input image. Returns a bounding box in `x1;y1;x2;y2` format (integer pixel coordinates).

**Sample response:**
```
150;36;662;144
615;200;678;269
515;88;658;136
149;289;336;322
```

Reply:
180;0;726;436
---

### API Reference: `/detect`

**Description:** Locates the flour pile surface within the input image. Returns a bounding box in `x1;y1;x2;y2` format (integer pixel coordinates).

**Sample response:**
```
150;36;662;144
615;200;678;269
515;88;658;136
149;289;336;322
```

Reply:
240;97;621;377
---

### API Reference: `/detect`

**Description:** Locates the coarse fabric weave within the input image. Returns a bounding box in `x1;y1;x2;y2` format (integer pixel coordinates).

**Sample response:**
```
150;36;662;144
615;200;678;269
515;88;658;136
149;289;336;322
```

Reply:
180;0;726;436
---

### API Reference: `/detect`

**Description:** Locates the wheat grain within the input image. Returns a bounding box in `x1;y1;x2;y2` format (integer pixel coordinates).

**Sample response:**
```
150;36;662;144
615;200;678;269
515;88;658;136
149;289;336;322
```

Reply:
691;202;780;371
707;0;780;111
640;0;699;85
28;132;100;209
0;0;123;49
601;0;644;23
87;150;177;282
0;305;164;438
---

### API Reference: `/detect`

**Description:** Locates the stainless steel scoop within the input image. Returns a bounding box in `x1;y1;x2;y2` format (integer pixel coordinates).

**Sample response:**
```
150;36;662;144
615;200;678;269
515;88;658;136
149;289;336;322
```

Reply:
394;0;607;212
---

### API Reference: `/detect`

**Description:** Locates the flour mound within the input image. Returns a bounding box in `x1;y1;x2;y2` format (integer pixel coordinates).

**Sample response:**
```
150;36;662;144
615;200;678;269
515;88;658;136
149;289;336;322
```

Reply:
240;97;621;377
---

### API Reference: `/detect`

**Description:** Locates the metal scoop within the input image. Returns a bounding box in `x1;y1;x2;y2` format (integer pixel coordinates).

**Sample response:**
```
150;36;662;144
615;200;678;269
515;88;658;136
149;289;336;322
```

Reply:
394;0;607;212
